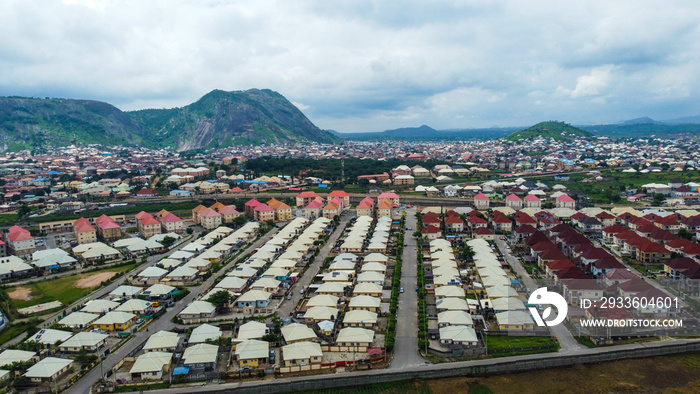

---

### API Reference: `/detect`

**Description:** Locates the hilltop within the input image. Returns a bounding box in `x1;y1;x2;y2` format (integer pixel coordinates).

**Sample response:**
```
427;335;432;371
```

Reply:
128;89;339;150
0;89;339;152
504;121;594;142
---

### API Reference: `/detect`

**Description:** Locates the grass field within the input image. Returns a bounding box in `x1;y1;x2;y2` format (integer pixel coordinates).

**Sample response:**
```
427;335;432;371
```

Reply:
485;335;558;350
2;262;136;312
0;213;18;227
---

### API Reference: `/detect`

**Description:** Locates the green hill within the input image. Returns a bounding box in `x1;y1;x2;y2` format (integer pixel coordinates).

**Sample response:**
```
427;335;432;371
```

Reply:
0;89;339;152
504;121;594;142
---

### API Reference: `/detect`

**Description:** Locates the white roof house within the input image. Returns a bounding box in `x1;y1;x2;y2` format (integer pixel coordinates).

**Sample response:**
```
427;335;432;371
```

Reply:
228;266;258;279
281;323;317;344
348;296;381;310
24;357;72;381
236;321;268;340
92;311;137;327
58;312;98;328
235;339;269;362
143;284;177;298
59;332;108;351
137;266;168;279
130;352;172;376
167;266;199;279
304;306;339;322
26;329;73;345
439;326;478;345
215;276;248;292
282;341;322;363
183;343;218;365
109;285;144;300
180;301;216;316
116;299;152;314
343;310;378;326
436;298;470;312
143;331;181;352
495;310;535;327
437;310;474;327
336;327;374;346
0;350;35;366
363;253;389;264
189;324;222;344
306;295;339;308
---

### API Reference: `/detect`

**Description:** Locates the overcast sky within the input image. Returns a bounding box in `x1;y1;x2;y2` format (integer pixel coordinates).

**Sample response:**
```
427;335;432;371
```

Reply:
1;1;699;133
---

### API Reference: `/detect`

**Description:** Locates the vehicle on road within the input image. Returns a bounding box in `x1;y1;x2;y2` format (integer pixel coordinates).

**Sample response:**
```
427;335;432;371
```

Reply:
400;287;404;293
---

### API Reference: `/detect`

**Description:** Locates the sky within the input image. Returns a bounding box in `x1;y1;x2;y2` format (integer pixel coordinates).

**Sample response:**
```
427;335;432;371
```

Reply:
1;0;699;133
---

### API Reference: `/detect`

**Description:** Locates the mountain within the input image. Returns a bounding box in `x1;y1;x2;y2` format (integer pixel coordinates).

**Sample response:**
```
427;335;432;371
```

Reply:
619;117;661;125
0;89;339;152
335;125;516;140
504;121;594;142
0;97;148;151
129;89;339;150
663;115;700;125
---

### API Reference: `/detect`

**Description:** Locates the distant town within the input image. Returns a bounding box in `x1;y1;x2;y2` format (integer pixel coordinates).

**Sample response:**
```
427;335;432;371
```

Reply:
0;133;699;392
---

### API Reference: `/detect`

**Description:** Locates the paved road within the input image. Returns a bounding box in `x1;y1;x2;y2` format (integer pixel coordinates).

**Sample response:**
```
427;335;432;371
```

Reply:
494;237;584;353
69;227;280;394
276;214;352;318
390;208;426;369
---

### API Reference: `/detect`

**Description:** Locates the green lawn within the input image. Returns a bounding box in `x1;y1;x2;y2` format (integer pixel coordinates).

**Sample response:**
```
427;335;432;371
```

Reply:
3;262;136;311
0;213;18;227
0;319;41;346
486;335;558;350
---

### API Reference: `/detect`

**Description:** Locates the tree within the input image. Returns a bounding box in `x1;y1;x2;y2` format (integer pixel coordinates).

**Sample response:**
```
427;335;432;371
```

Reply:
678;228;693;241
233;216;248;227
206;290;233;310
160;236;176;248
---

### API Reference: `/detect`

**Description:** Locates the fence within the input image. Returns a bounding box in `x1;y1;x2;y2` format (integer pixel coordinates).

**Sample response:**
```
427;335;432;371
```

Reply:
196;340;700;394
278;363;329;374
321;345;368;353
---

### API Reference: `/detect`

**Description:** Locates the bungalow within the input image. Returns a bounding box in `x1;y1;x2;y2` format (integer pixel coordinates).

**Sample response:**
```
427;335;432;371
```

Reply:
92;311;137;332
343;310;378;328
143;331;181;353
24;357;73;383
178;301;216;324
281;323;318;344
495;311;535;331
439;325;478;346
281;341;322;367
130;352;172;381
336;327;374;348
235;290;273;309
58;332;108;353
183;343;218;372
234;339;269;368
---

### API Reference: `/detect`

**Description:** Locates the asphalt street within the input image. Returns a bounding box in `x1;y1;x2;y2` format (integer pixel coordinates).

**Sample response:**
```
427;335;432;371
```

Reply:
390;208;426;369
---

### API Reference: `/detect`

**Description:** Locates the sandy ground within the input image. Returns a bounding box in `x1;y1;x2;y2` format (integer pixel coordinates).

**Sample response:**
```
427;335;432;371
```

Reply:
75;271;117;289
8;286;31;301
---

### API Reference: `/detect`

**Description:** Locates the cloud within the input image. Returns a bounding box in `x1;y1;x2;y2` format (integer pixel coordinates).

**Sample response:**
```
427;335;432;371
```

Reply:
569;66;614;98
0;1;699;132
